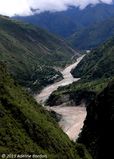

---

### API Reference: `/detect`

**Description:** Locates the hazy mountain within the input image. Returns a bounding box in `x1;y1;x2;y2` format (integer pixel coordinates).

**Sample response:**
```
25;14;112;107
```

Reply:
14;3;114;37
0;15;78;93
68;16;114;49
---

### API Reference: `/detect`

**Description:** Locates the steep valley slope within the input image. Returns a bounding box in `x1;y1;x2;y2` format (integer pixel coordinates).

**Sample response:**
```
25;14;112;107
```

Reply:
78;79;114;159
68;16;114;49
45;38;114;159
47;37;114;107
0;61;92;159
0;15;93;159
0;15;78;93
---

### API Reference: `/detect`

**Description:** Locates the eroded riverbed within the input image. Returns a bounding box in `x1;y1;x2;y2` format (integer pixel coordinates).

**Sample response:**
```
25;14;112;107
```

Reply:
35;55;85;104
35;55;86;141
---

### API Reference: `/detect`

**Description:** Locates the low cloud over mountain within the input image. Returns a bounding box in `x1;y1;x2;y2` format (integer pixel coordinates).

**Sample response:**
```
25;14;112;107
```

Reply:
0;0;113;16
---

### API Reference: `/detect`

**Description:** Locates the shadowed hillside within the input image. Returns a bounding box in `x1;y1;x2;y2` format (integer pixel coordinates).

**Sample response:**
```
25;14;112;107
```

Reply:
78;80;114;159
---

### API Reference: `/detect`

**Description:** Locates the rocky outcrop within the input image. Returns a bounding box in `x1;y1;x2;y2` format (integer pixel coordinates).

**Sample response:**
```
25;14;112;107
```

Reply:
47;90;96;107
78;80;114;159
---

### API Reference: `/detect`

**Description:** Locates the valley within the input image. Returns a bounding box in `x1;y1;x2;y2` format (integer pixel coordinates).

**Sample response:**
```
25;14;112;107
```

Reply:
35;55;85;104
0;15;78;93
0;2;114;159
35;55;86;141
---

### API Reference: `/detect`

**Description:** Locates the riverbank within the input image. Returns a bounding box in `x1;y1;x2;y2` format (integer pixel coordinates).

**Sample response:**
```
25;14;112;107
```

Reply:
35;55;85;104
35;55;86;141
47;104;87;141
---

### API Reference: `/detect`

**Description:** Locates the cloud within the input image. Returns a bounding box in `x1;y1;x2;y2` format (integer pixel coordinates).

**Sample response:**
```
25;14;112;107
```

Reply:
0;0;113;16
0;0;32;16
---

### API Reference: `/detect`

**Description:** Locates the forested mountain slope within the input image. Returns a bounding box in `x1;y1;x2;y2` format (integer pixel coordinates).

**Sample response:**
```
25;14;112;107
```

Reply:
72;37;114;81
47;38;114;106
0;62;92;159
68;16;114;49
0;15;77;93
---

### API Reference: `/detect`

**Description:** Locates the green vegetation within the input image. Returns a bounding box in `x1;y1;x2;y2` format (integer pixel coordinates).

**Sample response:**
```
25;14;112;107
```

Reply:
68;16;114;50
47;38;114;106
0;63;93;158
46;79;109;106
45;37;114;159
72;37;114;81
0;15;77;93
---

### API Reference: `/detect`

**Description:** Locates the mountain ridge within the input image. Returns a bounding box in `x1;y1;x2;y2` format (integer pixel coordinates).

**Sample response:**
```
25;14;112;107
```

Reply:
0;15;78;93
13;3;114;50
68;16;114;49
14;4;114;37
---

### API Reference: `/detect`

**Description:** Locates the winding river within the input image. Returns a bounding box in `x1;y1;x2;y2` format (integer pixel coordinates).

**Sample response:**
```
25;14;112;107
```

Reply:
35;55;85;104
35;55;86;141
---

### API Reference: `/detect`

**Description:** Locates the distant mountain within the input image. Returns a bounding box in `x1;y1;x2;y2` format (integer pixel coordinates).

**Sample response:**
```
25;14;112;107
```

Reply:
68;16;114;50
0;15;78;93
14;4;114;37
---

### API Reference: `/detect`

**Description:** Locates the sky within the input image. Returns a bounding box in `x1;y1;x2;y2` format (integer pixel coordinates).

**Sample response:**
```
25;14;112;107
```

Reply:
0;0;113;16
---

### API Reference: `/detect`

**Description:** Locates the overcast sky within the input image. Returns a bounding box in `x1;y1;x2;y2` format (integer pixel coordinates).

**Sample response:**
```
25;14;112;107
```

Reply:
0;0;113;16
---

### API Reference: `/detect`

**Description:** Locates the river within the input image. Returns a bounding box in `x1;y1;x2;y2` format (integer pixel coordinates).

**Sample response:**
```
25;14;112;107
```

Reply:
35;55;85;104
35;55;86;141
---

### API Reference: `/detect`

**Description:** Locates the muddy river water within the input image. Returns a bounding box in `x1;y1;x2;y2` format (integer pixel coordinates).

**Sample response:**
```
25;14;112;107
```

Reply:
35;55;87;141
